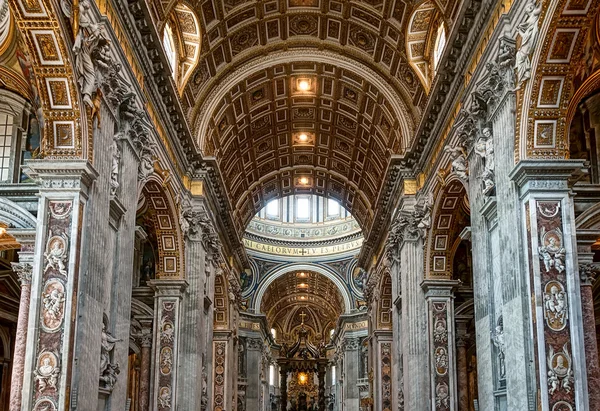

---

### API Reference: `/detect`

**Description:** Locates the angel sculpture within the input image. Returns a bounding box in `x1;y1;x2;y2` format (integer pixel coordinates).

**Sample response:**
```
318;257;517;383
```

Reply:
44;233;69;275
444;145;469;182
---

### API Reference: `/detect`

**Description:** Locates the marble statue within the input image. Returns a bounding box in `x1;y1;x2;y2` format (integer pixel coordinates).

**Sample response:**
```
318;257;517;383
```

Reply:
491;319;506;379
474;128;495;194
110;140;120;196
515;0;542;88
100;316;121;390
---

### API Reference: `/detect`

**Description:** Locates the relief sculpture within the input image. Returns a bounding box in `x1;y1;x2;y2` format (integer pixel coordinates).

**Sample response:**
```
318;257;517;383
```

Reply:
543;281;568;331
41;281;66;331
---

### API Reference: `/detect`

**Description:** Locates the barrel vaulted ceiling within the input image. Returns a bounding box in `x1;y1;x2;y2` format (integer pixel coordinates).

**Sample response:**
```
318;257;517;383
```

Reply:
260;271;344;340
150;0;455;238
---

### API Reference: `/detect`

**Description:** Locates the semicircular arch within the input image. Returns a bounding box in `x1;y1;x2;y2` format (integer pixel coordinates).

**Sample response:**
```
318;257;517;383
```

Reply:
253;263;353;314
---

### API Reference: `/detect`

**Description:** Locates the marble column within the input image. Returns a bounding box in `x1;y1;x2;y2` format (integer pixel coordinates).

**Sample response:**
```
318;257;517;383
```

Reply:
19;160;97;411
422;280;459;411
575;230;600;410
8;257;33;410
280;365;288;411
395;198;430;411
7;228;35;411
149;279;188;411
510;160;590;410
342;337;360;411
177;198;212;410
454;323;470;411
246;337;264;410
318;365;326;411
138;333;152;411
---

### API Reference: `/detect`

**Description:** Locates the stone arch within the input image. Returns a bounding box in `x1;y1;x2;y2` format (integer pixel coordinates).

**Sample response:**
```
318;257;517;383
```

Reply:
424;180;470;278
252;263;353;314
6;0;86;159
0;197;36;229
137;178;185;278
517;0;600;160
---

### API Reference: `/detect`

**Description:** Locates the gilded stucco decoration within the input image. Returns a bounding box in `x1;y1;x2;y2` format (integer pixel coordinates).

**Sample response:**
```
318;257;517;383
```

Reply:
518;0;600;159
139;180;185;278
6;0;84;158
425;181;470;278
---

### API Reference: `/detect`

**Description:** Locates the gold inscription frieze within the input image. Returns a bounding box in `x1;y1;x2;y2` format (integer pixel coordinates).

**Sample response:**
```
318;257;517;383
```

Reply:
243;238;363;256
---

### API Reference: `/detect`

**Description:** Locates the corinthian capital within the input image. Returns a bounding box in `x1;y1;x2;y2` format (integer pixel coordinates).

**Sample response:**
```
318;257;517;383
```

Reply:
579;263;599;286
11;262;33;285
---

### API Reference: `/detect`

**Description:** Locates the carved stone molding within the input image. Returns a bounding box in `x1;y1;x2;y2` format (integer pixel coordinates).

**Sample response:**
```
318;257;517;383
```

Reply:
343;337;360;351
246;338;263;351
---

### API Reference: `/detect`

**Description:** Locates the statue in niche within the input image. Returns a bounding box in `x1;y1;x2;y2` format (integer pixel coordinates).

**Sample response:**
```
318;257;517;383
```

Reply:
109;140;120;197
474;127;495;195
201;363;208;408
515;0;542;88
491;316;506;380
99;314;121;390
238;338;247;376
359;340;368;378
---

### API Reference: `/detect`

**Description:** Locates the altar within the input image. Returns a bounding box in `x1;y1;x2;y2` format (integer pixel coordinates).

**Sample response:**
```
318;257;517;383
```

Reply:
277;319;328;411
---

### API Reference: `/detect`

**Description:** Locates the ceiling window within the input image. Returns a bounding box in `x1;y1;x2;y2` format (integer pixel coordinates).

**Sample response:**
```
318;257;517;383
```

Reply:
0;112;14;182
266;199;279;217
271;328;277;339
331;365;336;385
269;364;276;386
163;23;176;76
327;198;340;216
433;24;446;71
296;197;310;220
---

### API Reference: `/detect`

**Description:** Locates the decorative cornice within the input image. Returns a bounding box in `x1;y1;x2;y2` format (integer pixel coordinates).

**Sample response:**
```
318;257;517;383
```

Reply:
509;160;585;191
22;160;99;196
